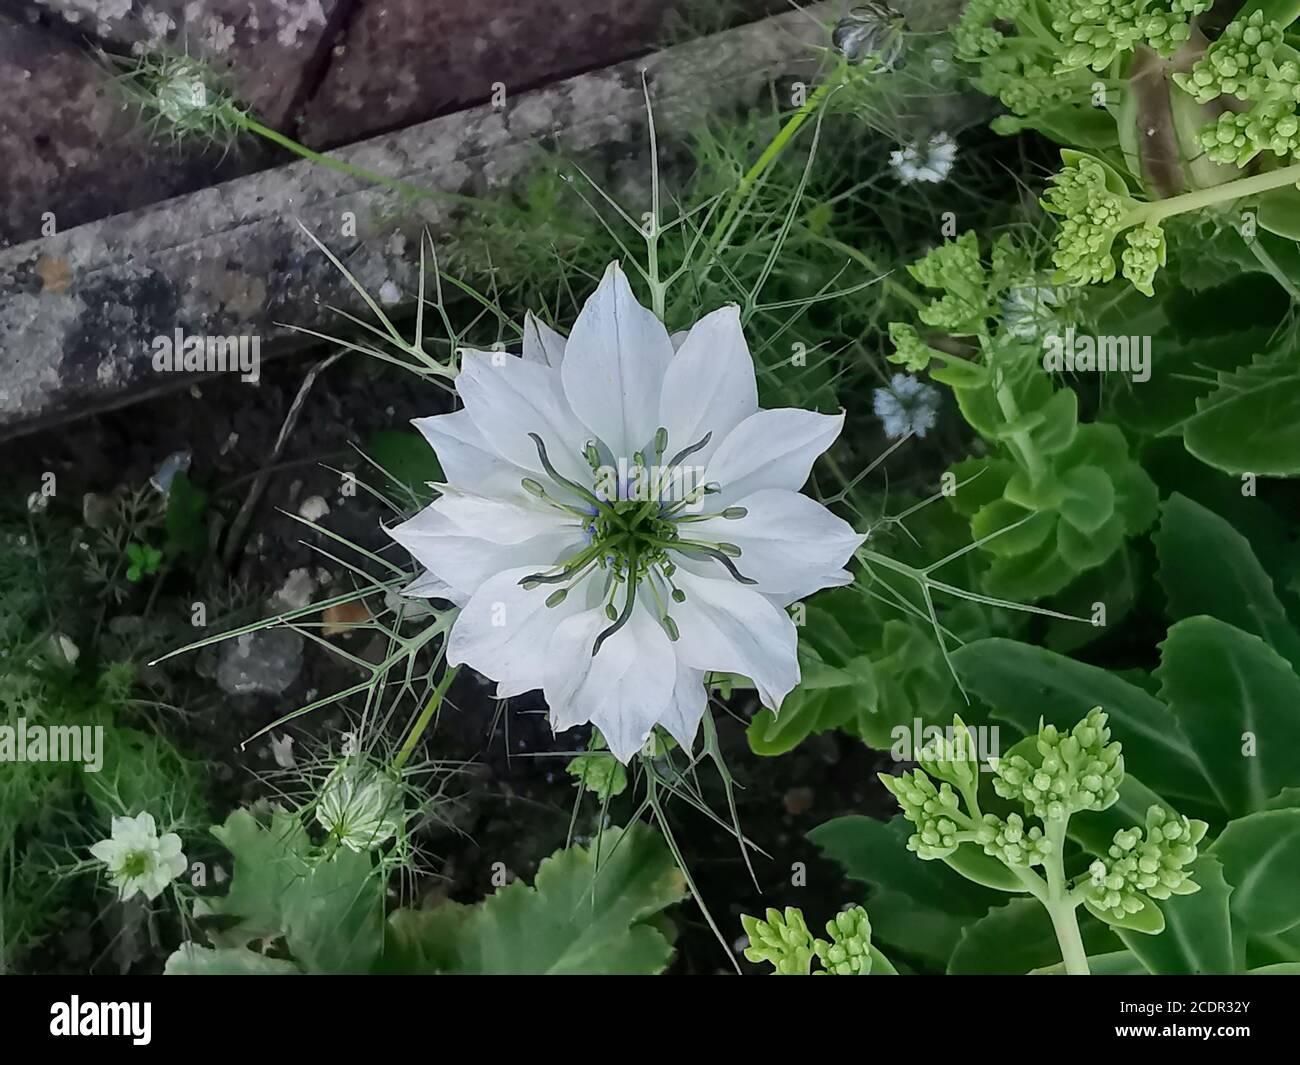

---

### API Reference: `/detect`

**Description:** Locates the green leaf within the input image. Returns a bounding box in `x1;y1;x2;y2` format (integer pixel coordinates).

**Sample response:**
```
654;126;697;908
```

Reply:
992;104;1119;151
194;808;383;973
196;809;313;948
1210;808;1300;935
164;945;302;975
952;639;1211;807
1155;493;1300;671
1084;894;1165;935
1157;617;1300;819
164;472;208;559
365;428;445;505
1118;855;1236;974
1184;348;1300;476
1256;184;1300;240
942;844;1030;894
1034;949;1148;974
948;898;1119;975
383;824;686;974
1108;328;1270;437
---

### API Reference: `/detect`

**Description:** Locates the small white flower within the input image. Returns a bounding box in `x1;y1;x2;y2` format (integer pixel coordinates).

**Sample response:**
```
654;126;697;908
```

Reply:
90;812;186;902
889;133;957;185
390;263;865;762
873;374;940;440
316;762;404;852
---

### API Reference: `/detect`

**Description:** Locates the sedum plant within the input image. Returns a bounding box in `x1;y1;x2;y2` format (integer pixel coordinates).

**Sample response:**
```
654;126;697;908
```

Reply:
888;232;1157;601
742;904;897;975
879;709;1206;974
954;0;1300;294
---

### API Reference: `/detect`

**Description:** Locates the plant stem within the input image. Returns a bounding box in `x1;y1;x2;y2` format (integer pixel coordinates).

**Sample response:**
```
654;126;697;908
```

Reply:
706;70;843;259
392;664;459;771
1043;818;1091;975
1131;161;1300;226
242;117;479;210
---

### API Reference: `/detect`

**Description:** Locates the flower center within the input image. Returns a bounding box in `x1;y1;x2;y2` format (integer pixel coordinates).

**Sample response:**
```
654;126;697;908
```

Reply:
120;850;151;878
518;430;754;655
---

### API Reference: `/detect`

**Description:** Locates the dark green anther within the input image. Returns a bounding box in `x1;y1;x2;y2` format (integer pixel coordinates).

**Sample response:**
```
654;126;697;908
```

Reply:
593;579;637;656
696;546;758;585
665;431;712;469
546;588;568;607
722;506;747;519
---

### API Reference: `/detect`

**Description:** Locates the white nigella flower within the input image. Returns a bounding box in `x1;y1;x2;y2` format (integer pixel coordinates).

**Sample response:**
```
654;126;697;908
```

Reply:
90;812;187;902
873;373;941;440
390;263;865;762
316;762;404;852
889;132;957;185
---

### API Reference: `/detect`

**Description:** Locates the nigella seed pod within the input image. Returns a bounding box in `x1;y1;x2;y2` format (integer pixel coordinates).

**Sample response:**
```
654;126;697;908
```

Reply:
832;3;906;70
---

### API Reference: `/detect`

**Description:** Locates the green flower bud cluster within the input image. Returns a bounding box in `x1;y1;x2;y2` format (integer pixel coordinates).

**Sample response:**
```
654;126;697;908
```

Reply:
888;322;938;372
1120;222;1167;297
1082;805;1208;921
993;63;1081;116
975;812;1053;867
1175;12;1282;104
879;768;965;859
953;0;1026;60
991;708;1124;821
1174;13;1300;166
1041;157;1135;287
742;906;884;975
741;907;817;975
815;907;875;975
1052;0;1211;71
908;232;992;334
1197;102;1300;167
1053;0;1147;72
917;715;980;793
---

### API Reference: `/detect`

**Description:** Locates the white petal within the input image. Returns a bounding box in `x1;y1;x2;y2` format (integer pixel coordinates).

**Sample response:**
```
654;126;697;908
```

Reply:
457;350;591;484
703;409;845;507
669;570;799;710
90;839;121;864
659;659;709;752
521;311;568;368
157;833;184;859
543;603;677;762
387;505;578;603
401;569;456;600
412;410;528;501
658;305;757;467
560;262;674;459
447;566;587;695
764;568;854;608
688;488;865;598
426;488;574;546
